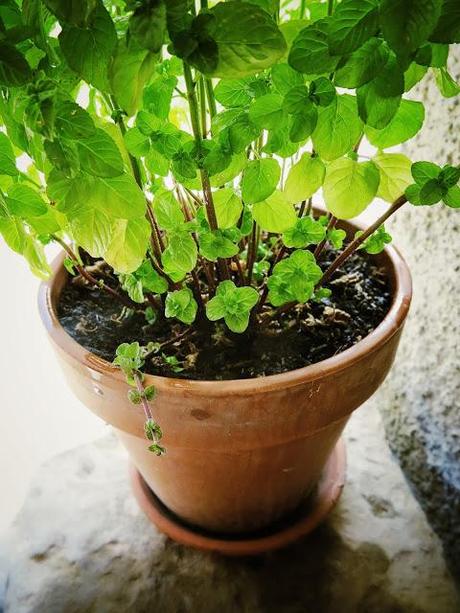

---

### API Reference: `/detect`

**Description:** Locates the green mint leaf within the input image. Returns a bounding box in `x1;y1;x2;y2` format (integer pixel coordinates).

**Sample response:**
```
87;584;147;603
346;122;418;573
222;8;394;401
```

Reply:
63;173;146;220
312;94;363;161
104;217;151;274
267;250;322;306
114;341;144;375
128;389;142;405
0;42;32;87
144;385;157;401
69;207;113;259
284;153;325;204
55;101;96;140
6;184;48;218
443;185;460;208
186;2;286;78
214;78;253;108
434;67;460;98
373;153;413;203
241;158;280;205
271;63;304;96
129;1;166;52
438;165;460;188
252;190;297;233
334;37;389;89
411;161;442;185
380;0;442;60
148;443;166;456
0;132;19;176
327;0;379;56
323;158;380;219
161;230;197;275
248;94;284;130
153;189;185;232
144;417;162;442
213;188;243;229
289;21;340;76
327;227;347;249
429;0;460;44
289;106;318;142
59;4;117;91
419;178;447;205
283;85;311;114
357;224;392;254
364;100;425;148
206;280;258;334
0;216;26;254
165;288;198;325
172;150;197;180
110;43;156;117
77;129;124;178
309;77;336;107
124;127;150;158
282;216;326;249
199;229;238;261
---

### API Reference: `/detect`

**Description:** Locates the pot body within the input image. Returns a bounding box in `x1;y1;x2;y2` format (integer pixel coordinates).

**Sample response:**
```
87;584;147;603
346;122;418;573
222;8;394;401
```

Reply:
39;232;411;533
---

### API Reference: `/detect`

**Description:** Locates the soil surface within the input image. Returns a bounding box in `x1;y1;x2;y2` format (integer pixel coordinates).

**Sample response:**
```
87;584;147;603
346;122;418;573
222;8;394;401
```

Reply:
58;250;391;380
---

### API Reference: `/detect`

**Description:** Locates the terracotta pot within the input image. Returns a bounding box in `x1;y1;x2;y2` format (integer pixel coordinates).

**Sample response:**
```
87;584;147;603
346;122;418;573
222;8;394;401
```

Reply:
38;219;412;536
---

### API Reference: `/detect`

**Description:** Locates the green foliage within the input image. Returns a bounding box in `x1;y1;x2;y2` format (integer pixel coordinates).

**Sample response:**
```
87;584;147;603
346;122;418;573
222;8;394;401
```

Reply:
114;342;144;381
406;162;460;206
0;0;459;361
252;190;297;233
206;280;258;333
357;225;392;254
282;217;326;248
241;158;280;204
267;250;322;306
323;158;380;219
284;154;325;204
312;95;363;161
373;153;413;202
165;288;198;325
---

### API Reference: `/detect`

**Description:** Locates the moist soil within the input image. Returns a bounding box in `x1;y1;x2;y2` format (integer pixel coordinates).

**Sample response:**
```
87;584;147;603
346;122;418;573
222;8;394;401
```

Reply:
58;250;391;380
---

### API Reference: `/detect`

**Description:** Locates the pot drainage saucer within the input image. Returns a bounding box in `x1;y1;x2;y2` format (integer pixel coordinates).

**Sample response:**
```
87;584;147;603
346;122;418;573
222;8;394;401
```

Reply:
130;438;346;556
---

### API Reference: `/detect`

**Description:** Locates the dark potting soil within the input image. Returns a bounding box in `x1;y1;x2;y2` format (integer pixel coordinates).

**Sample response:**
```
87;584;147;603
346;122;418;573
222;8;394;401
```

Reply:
57;250;391;380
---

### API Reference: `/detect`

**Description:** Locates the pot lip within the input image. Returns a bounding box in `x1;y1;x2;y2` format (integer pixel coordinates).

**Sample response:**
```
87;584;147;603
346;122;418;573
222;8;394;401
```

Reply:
38;224;412;397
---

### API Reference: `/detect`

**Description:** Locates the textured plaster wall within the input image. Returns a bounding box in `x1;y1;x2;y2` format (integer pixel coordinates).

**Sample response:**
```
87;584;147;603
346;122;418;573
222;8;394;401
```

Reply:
380;49;460;579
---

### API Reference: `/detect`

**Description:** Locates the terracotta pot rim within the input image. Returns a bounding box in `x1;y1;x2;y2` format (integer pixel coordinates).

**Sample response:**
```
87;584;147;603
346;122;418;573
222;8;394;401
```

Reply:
38;222;412;397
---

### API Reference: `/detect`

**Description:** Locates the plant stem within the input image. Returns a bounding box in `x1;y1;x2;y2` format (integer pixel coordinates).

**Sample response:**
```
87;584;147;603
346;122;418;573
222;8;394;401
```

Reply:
183;61;230;281
205;78;217;119
328;0;335;15
257;244;287;312
198;76;207;138
317;195;407;287
134;372;153;422
300;0;306;18
246;223;259;284
52;235;136;310
314;215;337;259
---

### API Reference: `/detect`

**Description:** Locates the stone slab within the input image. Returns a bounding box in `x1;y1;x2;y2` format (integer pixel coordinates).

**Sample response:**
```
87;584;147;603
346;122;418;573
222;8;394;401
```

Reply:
1;403;458;613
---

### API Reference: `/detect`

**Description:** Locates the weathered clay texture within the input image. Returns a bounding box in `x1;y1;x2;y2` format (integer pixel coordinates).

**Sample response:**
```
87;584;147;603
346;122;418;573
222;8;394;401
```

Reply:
380;48;460;579
1;405;458;613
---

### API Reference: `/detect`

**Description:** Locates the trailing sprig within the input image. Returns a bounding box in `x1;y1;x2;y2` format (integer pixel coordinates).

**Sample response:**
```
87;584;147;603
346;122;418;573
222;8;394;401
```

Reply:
114;342;164;455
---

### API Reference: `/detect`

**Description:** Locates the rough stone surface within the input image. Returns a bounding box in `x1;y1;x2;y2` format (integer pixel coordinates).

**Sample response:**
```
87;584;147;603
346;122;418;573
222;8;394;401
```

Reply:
380;49;460;579
1;405;458;613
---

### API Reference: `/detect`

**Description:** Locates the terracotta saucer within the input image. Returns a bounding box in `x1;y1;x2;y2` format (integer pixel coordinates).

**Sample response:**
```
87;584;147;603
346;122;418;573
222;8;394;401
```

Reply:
130;438;346;556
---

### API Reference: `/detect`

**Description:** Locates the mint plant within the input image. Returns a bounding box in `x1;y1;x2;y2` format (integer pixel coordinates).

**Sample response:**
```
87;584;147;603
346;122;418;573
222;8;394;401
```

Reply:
1;0;459;453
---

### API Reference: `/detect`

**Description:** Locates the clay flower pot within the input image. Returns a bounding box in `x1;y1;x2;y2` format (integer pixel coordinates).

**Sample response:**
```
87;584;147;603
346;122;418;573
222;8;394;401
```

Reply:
38;218;411;555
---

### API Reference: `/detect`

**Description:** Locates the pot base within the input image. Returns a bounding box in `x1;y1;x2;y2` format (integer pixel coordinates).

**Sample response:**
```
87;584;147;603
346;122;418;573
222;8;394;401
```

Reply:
130;438;346;556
